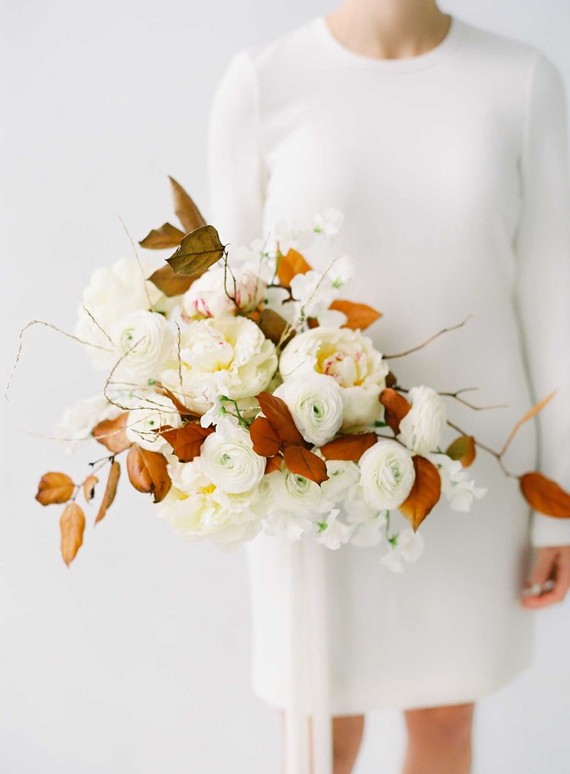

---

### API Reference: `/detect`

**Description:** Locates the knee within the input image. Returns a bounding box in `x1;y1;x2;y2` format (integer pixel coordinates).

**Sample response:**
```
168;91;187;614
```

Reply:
332;715;364;773
405;703;474;748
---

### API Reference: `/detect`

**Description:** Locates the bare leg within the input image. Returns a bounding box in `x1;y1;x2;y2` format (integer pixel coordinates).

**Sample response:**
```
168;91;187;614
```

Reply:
280;712;365;774
402;702;475;774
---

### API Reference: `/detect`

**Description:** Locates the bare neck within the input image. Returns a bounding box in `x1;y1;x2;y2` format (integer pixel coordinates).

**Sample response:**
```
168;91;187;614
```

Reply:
325;0;451;60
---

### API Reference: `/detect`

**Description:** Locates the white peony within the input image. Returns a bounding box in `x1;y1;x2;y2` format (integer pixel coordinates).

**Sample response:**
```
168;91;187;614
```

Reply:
110;310;175;380
273;373;343;446
54;395;122;453
160;316;278;414
200;427;266;494
359;439;416;510
182;264;266;319
397;385;447;455
380;529;425;573
279;326;389;428
126;393;182;451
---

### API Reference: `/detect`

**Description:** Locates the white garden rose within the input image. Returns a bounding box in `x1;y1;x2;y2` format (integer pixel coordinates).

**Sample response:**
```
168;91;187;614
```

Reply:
397;385;447;455
359;439;416;510
110;310;175;380
273;372;343;446
182;264;266;319
126;393;182;451
160;316;278;414
279;326;389;428
200;427;266;494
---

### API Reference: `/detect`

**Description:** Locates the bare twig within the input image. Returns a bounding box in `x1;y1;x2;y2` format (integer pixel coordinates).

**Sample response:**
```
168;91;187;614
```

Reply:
117;214;155;312
447;419;517;479
383;315;473;359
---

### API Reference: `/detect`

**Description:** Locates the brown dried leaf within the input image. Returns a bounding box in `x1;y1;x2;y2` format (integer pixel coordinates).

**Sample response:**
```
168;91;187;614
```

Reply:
519;472;570;518
95;461;121;524
265;455;283;475
256;392;305;444
36;472;75;505
156;385;200;419
500;390;557;457
258;308;296;346
127;446;171;503
82;475;99;502
169;176;207;233
319;432;377;461
160;423;213;463
446;435;476;468
276;248;312;288
92;413;131;454
385;371;397;388
379;388;411;434
329;299;382;331
250;416;282;457
166;225;224;277
399;455;442;531
283;445;329;485
60;502;85;566
148;264;198;297
139;222;186;250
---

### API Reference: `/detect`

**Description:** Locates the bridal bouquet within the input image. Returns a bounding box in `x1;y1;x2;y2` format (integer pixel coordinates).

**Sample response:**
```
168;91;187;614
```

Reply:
21;178;570;570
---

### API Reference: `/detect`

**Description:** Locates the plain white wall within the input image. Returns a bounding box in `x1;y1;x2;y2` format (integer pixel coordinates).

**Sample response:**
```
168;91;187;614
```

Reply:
1;1;569;772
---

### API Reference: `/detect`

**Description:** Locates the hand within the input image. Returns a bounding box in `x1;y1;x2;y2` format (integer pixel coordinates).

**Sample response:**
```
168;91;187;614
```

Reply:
521;546;570;608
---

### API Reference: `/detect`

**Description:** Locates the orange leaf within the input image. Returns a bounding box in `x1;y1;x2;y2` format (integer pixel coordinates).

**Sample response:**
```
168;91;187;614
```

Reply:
519;472;570;518
379;388;411;434
36;472;75;505
160;423;213;462
329;299;381;330
319;432;377;461
92;413;131;454
95;461;121;524
283;445;329;485
399;455;442;531
156;385;200;418
265;455;283;475
276;248;312;288
82;475;99;502
258;308;295;346
500;390;557;457
168;176;207;233
139;222;186;250
148;264;198;297
126;446;171;503
445;435;476;468
60;502;85;566
256;392;305;444
166;224;225;277
250;416;282;457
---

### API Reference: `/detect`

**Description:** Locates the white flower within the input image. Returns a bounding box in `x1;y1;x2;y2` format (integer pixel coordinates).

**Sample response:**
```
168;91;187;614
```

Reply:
314;207;344;237
110;310;175;380
326;254;355;289
279;326;389;428
359;439;416;510
351;514;385;547
126;393;182;451
425;452;487;512
54;395;122;454
397;385;447;455
320;459;361;502
160;316;278;414
74;257;169;369
273;373;343;446
182;264;266;319
290;270;338;320
263;468;333;516
316;509;354;549
380;529;425;573
200;427;266;494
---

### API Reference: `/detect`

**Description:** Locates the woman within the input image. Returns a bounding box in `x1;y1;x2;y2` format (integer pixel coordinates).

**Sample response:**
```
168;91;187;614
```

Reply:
207;1;570;771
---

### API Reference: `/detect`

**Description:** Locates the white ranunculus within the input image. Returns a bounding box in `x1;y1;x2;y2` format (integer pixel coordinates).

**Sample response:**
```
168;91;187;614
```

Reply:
425;452;487;512
182;264;266;319
74;257;170;369
200;427;266;494
279;326;389;428
126;394;182;451
359;439;416;510
380;529;425;573
273;373;343;446
160;316;278;414
320;459;361;502
263;468;333;516
110;310;175;380
397;385;447;455
54;395;122;454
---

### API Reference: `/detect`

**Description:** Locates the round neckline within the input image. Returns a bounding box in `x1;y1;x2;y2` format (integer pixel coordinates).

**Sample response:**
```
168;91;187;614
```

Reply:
313;13;464;71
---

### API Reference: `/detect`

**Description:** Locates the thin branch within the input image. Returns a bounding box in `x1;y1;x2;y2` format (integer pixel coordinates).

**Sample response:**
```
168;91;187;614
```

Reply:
383;315;473;359
447;419;517;479
117;214;155;312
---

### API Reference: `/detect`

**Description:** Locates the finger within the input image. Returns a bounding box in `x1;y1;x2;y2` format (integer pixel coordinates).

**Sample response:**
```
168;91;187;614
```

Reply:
526;548;557;588
522;552;570;608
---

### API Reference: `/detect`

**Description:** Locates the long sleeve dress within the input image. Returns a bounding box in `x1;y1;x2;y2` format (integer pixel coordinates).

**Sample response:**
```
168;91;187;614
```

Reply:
206;14;570;715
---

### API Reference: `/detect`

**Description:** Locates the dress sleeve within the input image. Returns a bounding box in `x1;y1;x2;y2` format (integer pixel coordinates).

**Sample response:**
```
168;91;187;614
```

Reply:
206;48;267;249
513;52;570;547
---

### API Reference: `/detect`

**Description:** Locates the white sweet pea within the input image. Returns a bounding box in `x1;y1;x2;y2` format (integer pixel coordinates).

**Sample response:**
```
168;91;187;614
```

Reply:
351;514;385;548
290;270;338;320
425;452;487;512
380;529;425;573
313;207;344;237
110;310;175;380
200;427;266;494
316;509;354;549
359;439;416;510
326;254;355;289
54;395;122;454
126;394;182;451
273;373;343;446
397;385;447;455
279;326;389;428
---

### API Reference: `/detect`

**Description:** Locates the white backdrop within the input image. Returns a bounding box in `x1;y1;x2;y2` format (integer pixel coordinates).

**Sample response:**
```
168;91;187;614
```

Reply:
1;1;569;772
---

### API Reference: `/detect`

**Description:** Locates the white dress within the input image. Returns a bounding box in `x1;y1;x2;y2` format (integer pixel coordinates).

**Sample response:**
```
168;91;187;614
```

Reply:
206;14;570;715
